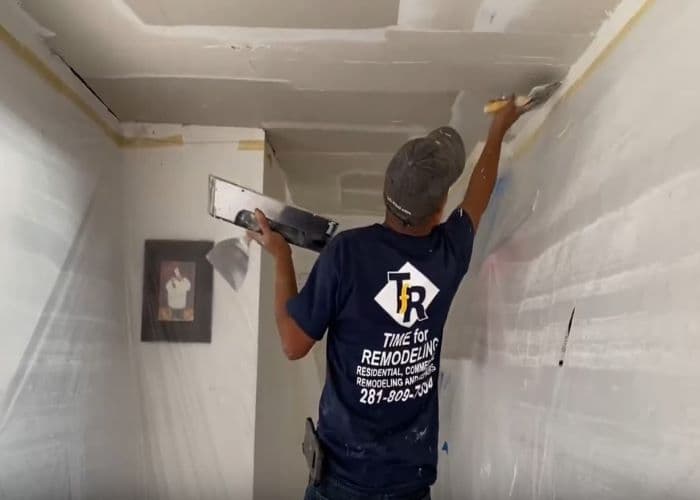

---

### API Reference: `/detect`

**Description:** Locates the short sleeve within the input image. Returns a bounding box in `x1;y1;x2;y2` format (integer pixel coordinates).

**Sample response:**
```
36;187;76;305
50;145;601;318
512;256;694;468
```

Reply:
442;208;476;272
286;242;341;341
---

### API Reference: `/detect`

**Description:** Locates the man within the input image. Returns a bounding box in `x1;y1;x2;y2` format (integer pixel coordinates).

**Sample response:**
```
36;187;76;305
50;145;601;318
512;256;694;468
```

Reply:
249;98;522;498
165;266;191;320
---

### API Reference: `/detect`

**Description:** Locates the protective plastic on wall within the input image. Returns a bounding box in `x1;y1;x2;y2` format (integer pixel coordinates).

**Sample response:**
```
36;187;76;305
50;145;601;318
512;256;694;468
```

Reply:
0;166;148;498
436;1;700;498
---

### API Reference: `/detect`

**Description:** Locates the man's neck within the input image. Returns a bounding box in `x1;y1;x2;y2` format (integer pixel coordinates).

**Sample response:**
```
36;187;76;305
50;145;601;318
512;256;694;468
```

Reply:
383;212;434;237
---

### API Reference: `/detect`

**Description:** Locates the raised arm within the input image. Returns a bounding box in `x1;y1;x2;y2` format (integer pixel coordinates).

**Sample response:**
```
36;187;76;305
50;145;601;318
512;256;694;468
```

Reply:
248;209;315;360
461;96;524;230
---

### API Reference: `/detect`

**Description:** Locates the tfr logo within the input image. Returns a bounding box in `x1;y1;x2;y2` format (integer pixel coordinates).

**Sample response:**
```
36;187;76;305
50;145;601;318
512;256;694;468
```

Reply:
374;263;439;328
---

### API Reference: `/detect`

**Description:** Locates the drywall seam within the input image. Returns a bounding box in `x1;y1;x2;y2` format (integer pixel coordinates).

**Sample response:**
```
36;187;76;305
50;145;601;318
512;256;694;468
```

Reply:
0;19;264;149
0;23;123;146
505;0;655;162
457;0;654;168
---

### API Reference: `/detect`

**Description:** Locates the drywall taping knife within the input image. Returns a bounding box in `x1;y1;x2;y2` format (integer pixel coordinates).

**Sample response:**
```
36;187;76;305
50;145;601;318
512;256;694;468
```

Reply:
208;175;339;252
484;81;561;114
206;175;340;291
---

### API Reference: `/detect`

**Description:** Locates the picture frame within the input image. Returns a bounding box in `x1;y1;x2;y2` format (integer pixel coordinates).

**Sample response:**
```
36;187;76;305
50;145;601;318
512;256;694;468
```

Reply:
141;240;214;343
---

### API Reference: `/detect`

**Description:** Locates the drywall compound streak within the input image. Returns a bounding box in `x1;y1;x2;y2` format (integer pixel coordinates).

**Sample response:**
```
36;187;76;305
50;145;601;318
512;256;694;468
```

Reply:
437;1;700;498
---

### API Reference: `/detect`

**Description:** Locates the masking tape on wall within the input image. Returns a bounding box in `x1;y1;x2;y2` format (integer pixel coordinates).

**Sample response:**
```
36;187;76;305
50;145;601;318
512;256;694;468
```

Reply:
510;0;656;161
0;24;125;146
0;23;188;148
118;135;185;148
237;140;265;151
3;0;654;154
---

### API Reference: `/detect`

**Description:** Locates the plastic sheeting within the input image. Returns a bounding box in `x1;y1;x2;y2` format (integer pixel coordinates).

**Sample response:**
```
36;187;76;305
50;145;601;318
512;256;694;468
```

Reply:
121;136;267;500
0;16;271;496
6;0;700;498
436;1;700;498
0;166;147;499
0;28;147;498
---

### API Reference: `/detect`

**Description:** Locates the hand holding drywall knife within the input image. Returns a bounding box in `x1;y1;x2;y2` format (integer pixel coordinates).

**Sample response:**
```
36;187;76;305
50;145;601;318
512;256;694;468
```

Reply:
489;94;527;137
248;209;313;360
206;210;290;292
247;209;292;259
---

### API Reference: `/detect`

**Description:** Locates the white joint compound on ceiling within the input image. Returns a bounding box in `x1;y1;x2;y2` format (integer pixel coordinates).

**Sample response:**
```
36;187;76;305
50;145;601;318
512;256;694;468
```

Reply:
18;0;622;214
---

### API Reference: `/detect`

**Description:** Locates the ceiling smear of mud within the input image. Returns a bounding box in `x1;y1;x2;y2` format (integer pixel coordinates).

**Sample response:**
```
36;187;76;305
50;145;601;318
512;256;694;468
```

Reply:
19;0;621;214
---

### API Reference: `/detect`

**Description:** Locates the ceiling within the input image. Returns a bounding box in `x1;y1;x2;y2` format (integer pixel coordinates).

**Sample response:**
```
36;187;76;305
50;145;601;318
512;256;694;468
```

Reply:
18;0;621;215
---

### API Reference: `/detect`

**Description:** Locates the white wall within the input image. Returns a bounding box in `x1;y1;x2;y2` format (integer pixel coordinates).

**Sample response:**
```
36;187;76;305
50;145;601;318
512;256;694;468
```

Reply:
122;126;267;499
0;28;119;405
437;1;700;498
253;187;378;498
0;9;146;498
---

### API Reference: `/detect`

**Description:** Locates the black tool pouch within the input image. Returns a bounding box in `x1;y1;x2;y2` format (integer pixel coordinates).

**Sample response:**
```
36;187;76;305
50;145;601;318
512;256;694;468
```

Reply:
302;418;324;485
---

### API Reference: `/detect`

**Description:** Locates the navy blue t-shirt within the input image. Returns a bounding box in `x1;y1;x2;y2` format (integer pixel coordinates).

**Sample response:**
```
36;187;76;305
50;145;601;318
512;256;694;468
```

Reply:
287;208;475;494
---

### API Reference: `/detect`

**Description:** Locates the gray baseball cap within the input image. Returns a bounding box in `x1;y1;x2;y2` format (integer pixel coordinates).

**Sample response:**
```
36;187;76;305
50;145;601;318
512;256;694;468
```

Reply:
383;126;466;225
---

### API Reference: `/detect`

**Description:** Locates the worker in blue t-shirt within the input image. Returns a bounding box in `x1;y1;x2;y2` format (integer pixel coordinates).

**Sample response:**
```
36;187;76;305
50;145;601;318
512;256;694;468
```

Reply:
248;97;522;499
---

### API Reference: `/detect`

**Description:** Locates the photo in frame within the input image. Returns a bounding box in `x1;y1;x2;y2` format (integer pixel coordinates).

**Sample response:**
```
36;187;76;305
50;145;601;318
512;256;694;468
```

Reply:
141;240;214;343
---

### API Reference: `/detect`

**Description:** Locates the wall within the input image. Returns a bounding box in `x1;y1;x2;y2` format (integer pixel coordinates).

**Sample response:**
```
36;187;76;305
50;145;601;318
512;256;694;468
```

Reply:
0;14;119;406
122;126;266;499
0;9;146;498
252;145;317;500
437;1;700;498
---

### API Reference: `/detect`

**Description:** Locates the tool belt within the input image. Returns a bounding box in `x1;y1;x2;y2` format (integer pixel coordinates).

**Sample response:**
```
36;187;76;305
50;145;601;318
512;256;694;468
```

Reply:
302;417;324;485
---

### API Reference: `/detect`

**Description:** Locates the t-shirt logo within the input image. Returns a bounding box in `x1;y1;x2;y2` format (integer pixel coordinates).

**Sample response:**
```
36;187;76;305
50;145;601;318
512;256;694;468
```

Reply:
374;262;439;328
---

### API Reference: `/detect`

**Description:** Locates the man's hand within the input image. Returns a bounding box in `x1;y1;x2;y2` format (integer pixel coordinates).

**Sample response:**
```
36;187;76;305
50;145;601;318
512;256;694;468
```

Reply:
248;209;314;360
489;95;525;139
460;95;525;231
248;209;291;259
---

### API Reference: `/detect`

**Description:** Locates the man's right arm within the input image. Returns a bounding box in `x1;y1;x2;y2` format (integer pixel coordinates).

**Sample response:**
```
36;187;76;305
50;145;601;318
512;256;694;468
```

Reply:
461;96;523;231
272;250;316;360
249;210;316;361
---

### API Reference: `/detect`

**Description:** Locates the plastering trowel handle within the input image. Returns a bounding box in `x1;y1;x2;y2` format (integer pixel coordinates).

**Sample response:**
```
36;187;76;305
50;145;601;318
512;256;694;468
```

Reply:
483;95;530;114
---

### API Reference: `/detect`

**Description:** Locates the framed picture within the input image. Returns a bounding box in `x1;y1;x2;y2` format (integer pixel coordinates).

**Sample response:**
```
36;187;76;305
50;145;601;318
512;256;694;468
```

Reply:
141;240;214;343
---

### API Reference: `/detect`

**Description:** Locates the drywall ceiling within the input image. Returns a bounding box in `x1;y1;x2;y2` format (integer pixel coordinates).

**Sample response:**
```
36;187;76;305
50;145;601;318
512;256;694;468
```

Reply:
18;0;621;214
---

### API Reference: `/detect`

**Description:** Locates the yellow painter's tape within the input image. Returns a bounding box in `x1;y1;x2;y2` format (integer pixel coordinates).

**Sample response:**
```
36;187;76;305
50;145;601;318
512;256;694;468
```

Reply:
118;135;185;148
0;23;185;148
2;0;656;153
0;24;123;145
511;0;656;161
238;140;265;151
